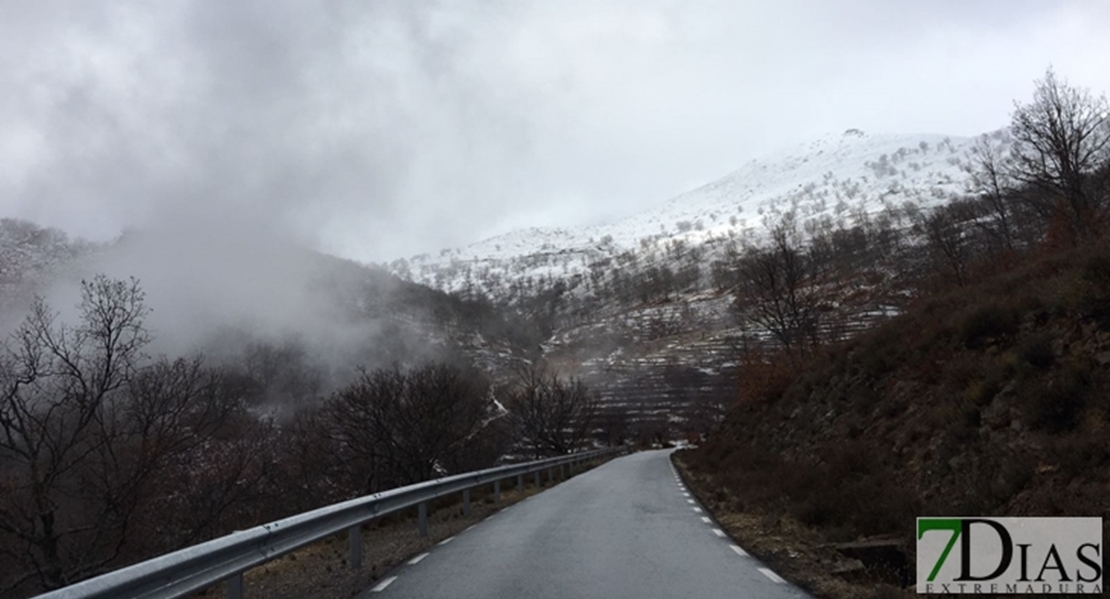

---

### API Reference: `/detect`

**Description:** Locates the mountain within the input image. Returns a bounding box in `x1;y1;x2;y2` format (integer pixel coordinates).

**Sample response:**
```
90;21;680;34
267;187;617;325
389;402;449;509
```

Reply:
394;130;988;300
389;130;997;435
0;219;540;405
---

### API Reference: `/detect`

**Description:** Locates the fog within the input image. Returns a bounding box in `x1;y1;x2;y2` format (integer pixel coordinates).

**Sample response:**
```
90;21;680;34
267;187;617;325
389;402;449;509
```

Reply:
1;1;1108;376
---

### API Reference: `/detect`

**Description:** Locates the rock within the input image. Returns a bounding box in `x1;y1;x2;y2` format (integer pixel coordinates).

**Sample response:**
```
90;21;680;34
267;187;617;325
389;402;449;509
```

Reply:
1095;351;1110;367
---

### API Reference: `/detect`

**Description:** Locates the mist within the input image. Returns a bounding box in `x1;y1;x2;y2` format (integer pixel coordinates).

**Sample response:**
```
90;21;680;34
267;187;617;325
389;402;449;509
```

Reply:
1;1;1107;390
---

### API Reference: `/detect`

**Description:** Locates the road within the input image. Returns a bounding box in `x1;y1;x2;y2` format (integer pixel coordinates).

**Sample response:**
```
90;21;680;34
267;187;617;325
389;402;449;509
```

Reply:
358;449;811;599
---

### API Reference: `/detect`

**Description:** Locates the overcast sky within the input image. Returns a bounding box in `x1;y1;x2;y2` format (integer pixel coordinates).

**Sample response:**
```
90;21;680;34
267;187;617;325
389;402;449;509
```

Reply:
2;0;1109;262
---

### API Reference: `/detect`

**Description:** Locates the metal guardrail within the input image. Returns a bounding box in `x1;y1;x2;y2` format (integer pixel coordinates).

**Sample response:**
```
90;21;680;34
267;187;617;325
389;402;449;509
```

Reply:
34;446;627;599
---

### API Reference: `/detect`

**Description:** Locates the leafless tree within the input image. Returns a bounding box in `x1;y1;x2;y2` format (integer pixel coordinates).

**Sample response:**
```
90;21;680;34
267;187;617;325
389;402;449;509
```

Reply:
915;204;975;287
506;362;598;457
0;277;228;593
323;362;494;491
733;214;825;361
967;133;1017;251
1009;68;1110;242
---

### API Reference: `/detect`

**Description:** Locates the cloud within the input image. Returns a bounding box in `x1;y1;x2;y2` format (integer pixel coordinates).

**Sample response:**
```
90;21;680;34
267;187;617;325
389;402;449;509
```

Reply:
0;0;1107;263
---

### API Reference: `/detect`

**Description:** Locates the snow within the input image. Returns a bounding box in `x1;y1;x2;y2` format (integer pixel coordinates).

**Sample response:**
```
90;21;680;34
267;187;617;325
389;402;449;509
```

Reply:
394;130;989;298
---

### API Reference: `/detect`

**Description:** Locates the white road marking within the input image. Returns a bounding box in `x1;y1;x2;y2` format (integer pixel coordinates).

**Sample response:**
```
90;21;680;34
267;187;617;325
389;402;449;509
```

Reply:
712;528;726;537
371;576;398;592
682;492;690;497
701;516;712;524
692;507;703;513
437;536;455;546
407;552;429;565
758;568;786;584
686;499;695;504
729;544;748;557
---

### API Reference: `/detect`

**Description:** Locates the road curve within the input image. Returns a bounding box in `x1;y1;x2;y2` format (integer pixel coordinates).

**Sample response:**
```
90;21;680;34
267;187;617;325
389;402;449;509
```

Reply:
358;449;811;599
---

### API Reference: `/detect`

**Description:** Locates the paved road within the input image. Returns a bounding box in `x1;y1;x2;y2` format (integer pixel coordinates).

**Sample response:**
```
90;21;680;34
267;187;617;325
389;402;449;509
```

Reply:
358;450;811;599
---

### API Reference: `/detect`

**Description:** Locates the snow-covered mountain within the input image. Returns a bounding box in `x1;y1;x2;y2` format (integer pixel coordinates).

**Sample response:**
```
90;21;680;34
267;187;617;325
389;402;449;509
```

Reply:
385;129;1010;431
393;129;998;299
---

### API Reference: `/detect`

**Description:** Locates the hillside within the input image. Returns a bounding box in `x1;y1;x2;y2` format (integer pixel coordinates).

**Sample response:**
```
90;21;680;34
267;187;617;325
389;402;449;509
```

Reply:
390;130;998;434
0;219;540;397
395;130;984;300
675;242;1110;597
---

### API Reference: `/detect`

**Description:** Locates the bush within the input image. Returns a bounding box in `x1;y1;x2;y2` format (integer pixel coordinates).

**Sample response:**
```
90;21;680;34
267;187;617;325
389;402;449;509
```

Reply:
960;304;1019;348
1018;333;1055;370
1025;362;1091;432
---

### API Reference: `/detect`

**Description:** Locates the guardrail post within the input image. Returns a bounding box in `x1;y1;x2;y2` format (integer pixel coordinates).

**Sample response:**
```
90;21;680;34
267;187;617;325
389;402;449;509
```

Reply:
547;467;553;483
516;474;523;492
493;479;501;503
348;524;363;569
418;502;428;537
534;470;540;488
463;489;471;516
227;573;243;599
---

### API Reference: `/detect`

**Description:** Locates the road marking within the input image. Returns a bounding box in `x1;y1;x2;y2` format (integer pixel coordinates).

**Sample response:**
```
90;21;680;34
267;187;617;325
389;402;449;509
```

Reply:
463;524;475;532
371;576;398;592
758;568;786;584
701;516;712;524
682;492;690;497
686;499;695;504
692;507;703;513
712;528;726;537
407;552;429;565
437;536;455;546
729;544;748;557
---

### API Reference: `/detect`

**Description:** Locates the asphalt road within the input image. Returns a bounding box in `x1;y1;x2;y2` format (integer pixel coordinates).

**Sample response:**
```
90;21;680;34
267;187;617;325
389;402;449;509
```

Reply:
358;449;811;599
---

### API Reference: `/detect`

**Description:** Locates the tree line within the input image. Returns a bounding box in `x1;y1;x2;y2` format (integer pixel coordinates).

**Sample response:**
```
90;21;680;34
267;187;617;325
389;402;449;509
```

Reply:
0;277;606;596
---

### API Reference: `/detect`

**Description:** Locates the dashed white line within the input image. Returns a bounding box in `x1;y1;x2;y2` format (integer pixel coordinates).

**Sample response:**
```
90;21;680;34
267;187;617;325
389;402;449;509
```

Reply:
682;492;690;497
371;576;398;592
700;516;712;524
758;568;786;584
712;528;726;537
686;499;695;504
729;544;748;557
407;552;429;565
692;507;703;513
437;536;455;546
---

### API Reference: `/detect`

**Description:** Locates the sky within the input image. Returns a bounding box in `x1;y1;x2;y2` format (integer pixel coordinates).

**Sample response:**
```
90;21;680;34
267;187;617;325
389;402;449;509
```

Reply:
1;0;1109;263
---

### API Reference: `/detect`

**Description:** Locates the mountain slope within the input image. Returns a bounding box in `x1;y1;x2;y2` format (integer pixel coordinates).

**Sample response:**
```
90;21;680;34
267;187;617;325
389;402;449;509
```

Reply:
396;130;989;299
389;130;1000;434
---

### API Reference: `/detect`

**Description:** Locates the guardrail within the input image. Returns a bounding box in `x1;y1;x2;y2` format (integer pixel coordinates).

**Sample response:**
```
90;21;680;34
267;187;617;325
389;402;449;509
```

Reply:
34;446;627;599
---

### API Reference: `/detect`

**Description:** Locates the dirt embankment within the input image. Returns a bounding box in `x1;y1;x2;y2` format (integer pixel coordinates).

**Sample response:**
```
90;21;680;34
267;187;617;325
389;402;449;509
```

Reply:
678;244;1110;598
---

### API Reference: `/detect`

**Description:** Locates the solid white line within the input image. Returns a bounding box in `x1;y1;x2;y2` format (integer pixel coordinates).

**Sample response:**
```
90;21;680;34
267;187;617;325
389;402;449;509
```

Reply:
463;524;475;532
371;576;398;592
692;507;703;513
686;499;695;504
407;552;429;565
712;528;726;537
729;544;748;557
758;568;786;584
437;536;454;546
701;516;712;523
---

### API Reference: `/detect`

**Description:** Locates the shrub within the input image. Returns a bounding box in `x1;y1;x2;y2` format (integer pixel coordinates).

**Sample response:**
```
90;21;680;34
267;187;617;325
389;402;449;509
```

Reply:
960;304;1019;348
1018;333;1055;370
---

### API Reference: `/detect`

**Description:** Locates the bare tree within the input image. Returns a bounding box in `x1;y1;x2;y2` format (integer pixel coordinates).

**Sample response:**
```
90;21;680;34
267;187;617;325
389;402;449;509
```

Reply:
0;277;228;593
1009;68;1110;242
323;362;494;491
915;204;975;287
732;214;825;361
967;133;1017;251
506;362;598;457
